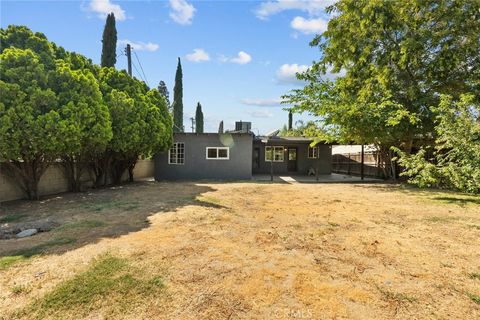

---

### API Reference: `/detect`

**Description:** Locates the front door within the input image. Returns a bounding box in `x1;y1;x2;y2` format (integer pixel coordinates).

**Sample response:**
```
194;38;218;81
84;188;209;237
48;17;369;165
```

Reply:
287;147;297;172
253;147;260;169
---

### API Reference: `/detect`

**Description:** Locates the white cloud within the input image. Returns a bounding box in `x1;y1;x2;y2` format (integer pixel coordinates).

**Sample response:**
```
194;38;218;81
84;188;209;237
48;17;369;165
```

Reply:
118;40;159;52
169;0;196;25
220;51;252;65
185;48;210;62
291;16;328;34
240;98;283;107
231;51;252;64
89;0;126;21
276;63;309;83
276;63;345;84
255;0;335;20
246;109;274;118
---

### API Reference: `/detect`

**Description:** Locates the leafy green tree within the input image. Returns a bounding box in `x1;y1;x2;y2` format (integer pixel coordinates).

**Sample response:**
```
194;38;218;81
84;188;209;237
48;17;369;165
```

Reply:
284;0;480;178
279;120;326;139
1;25;172;198
0;26;113;196
396;95;480;193
158;80;170;110
51;61;112;191
107;89;172;183
195;102;204;133
145;89;173;151
98;68;172;184
172;58;184;132
0;48;62;199
0;25;56;68
101;13;117;68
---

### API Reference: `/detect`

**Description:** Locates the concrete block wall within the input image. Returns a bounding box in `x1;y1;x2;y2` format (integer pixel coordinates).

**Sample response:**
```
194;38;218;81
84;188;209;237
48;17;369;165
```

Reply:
0;171;24;202
0;160;154;203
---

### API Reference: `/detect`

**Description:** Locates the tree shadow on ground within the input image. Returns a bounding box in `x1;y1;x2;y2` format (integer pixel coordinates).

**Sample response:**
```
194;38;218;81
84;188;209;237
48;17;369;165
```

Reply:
431;196;480;205
0;181;220;261
351;183;480;206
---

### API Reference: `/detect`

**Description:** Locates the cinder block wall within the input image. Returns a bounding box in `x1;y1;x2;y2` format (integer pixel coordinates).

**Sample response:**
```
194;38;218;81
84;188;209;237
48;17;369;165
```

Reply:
0;160;154;203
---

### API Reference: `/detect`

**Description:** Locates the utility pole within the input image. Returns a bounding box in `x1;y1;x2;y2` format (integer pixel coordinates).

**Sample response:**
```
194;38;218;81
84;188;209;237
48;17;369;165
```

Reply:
125;44;132;77
190;117;195;133
361;144;365;180
270;145;274;182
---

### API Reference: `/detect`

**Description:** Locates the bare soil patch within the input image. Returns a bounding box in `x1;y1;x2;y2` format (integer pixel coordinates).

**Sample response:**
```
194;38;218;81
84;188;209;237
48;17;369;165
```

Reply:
1;181;479;319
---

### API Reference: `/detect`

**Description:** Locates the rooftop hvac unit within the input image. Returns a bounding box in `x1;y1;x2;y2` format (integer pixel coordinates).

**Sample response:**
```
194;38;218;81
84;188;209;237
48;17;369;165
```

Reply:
235;121;252;133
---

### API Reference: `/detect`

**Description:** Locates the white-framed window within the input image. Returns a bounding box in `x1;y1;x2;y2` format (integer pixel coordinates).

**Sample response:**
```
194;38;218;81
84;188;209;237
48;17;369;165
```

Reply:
206;147;229;160
265;146;284;162
308;146;319;159
168;142;185;164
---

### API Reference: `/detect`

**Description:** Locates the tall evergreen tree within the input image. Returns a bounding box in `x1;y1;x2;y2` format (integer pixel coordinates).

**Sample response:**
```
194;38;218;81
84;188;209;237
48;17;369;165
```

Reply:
158;80;170;109
172;57;183;132
195;102;204;133
101;13;117;68
218;121;224;134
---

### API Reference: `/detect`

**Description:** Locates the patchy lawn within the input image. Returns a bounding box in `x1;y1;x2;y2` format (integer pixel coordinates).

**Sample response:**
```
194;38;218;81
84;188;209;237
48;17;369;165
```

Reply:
0;181;479;319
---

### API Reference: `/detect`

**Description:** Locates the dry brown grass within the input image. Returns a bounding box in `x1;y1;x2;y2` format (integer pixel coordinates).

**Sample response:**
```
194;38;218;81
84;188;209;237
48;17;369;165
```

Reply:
1;181;479;319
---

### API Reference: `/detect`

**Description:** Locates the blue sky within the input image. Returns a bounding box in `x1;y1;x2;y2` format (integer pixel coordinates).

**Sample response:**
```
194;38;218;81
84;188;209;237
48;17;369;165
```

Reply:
1;0;335;134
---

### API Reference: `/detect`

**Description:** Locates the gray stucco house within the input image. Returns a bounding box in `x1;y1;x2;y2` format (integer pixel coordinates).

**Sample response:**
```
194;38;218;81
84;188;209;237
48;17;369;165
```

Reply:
154;131;332;181
155;133;253;180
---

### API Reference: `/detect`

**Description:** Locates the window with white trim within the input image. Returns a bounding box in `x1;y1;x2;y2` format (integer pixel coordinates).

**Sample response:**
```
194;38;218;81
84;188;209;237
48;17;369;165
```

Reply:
168;142;185;164
265;146;284;162
206;147;229;160
308;146;318;159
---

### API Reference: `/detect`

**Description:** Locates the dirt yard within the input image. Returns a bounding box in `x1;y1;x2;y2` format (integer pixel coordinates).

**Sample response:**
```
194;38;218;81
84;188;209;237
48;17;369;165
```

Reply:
1;181;479;319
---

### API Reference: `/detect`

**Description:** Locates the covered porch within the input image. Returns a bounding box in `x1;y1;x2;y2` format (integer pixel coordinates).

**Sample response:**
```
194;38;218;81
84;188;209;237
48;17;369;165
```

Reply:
252;136;332;176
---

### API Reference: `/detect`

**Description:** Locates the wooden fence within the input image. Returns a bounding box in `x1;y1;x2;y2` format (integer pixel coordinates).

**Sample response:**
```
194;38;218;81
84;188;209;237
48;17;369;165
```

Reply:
332;152;385;178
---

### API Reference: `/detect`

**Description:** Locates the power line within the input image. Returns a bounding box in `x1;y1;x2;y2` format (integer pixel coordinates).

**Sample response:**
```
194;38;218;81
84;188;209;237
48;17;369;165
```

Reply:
131;60;146;83
132;49;150;87
132;63;145;83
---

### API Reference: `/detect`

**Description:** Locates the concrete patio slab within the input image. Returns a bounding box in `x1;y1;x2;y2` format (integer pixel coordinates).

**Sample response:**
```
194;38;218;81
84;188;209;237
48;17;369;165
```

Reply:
252;173;382;183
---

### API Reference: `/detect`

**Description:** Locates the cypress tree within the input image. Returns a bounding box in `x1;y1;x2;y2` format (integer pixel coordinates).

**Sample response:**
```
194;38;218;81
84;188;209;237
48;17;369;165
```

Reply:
172;57;183;132
101;13;117;68
158;80;170;109
195;102;204;133
288;110;293;130
218;121;224;134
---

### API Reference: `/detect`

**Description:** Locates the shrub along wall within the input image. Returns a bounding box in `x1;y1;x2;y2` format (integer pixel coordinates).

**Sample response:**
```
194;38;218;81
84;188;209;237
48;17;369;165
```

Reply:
0;160;154;203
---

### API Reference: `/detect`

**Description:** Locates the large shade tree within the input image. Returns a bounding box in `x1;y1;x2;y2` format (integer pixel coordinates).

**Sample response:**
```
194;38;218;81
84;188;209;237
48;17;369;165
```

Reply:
52;61;112;191
0;48;62;199
1;25;172;198
98;68;172;184
1;26;112;195
284;0;480;178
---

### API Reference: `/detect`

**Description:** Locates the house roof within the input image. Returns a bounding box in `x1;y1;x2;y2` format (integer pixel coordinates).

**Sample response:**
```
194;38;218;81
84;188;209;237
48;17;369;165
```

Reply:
173;132;253;136
254;136;329;144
